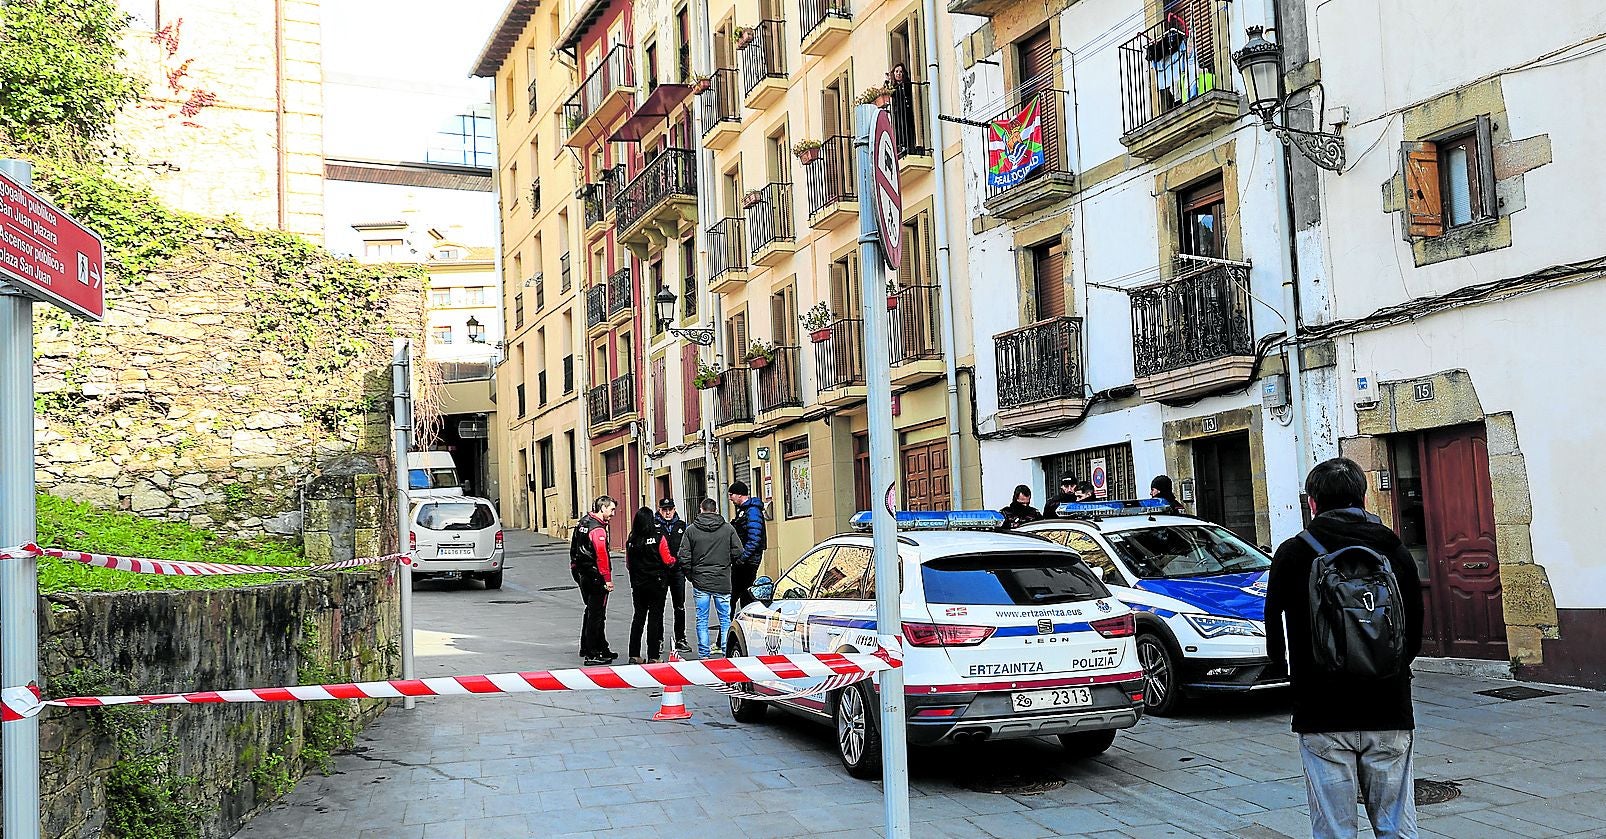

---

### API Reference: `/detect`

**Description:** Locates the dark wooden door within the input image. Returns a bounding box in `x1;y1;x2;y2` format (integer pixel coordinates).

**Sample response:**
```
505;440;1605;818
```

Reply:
900;439;950;512
1420;424;1506;660
604;448;628;548
853;432;870;513
1192;432;1255;542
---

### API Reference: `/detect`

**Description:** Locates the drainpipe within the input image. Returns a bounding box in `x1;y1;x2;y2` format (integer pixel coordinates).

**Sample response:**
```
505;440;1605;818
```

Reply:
1267;0;1313;479
273;0;289;230
693;0;720;500
921;0;965;510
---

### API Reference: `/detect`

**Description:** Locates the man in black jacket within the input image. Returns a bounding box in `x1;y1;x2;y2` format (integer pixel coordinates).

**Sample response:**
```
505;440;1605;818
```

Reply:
570;496;619;666
728;481;766;607
1266;458;1424;839
655;498;691;655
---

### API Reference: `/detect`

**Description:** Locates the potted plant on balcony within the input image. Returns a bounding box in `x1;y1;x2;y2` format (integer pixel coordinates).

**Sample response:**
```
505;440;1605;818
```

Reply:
733;26;755;48
689;73;712;95
692;358;723;390
886;279;902;310
791;138;824;166
744;338;777;369
857;84;894;109
800;302;835;344
742;188;764;209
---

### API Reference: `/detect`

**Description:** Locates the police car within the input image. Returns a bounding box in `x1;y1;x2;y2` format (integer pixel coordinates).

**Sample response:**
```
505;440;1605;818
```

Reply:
726;511;1145;779
1015;499;1287;715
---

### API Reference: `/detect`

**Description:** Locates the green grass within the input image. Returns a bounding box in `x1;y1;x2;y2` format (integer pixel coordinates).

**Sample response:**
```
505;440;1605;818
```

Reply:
33;495;309;593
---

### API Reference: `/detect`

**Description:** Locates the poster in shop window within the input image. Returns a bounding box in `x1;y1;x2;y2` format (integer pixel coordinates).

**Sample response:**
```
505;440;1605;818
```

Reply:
787;455;812;518
985;95;1044;189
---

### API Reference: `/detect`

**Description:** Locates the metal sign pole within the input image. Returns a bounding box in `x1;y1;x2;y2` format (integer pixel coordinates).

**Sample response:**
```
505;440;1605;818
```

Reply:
392;339;416;710
854;105;911;839
0;157;41;839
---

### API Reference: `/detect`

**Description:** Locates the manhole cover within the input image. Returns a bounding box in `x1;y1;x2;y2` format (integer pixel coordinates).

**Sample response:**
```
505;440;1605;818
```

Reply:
538;585;578;592
960;769;1066;796
1476;685;1564;702
486;599;533;605
1415;779;1460;805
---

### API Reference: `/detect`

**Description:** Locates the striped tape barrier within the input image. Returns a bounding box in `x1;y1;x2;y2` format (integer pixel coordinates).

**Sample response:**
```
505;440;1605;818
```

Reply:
0;643;904;721
0;543;411;576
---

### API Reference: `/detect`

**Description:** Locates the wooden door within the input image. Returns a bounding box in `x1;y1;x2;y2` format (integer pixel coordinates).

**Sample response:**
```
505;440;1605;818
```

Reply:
1192;432;1255;542
604;448;628;548
1420;424;1506;660
901;439;950;512
853;433;870;513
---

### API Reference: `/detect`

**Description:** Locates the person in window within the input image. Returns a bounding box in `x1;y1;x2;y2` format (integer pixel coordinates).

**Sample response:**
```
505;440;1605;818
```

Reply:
1151;474;1186;513
998;484;1043;530
888;63;921;157
625;507;676;664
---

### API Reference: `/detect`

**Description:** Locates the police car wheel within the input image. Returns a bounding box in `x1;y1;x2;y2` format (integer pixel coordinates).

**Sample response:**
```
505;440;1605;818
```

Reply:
1058;729;1117;758
727;638;768;723
834;681;882;779
1137;634;1182;716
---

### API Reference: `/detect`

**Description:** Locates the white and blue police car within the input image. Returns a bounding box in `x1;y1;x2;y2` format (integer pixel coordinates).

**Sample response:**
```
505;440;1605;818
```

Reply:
727;510;1146;779
1016;499;1288;715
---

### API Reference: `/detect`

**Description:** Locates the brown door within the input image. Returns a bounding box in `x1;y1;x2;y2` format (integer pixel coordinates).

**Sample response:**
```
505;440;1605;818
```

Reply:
604;448;628;548
853;432;871;513
1191;432;1255;542
1419;424;1506;660
901;439;950;512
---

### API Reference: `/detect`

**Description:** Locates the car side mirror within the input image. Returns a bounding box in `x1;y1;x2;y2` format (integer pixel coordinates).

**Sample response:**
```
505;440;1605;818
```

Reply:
749;576;775;606
1259;545;1273;555
1090;564;1106;581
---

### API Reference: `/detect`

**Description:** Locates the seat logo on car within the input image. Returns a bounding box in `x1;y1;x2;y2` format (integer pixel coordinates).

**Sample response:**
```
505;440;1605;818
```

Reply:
1036;618;1054;635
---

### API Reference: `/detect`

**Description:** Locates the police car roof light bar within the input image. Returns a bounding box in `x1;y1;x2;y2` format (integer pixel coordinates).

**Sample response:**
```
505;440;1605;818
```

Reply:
848;510;1006;532
1053;498;1174;519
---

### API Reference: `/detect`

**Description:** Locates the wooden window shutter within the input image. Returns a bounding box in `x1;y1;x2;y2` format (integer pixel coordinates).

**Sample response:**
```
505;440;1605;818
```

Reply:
897;223;916;291
652;356;668;444
733;312;748;364
1034;243;1066;321
1474;115;1498;220
1402;141;1443;238
681;345;701;433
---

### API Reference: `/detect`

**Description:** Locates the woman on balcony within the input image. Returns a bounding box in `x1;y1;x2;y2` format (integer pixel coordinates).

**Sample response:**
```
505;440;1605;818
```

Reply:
889;64;921;157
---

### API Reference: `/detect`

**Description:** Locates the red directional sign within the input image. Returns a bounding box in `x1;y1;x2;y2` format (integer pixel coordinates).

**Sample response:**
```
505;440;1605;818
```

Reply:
870;108;902;271
0;171;105;321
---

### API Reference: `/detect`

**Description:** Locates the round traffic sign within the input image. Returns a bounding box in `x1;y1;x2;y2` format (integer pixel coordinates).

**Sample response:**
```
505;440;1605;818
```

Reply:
871;109;902;271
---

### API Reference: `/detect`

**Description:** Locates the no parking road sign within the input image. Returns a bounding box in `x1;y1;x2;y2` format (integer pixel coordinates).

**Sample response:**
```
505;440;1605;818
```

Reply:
870;108;902;272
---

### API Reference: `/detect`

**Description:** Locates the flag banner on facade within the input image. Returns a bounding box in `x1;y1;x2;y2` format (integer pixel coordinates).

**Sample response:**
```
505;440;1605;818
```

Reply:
986;95;1045;189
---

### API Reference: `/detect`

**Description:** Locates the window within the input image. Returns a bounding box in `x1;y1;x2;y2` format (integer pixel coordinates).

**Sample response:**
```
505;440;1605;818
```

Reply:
538;437;556;489
920;553;1109;605
816;546;873;600
776;547;833;600
1104;524;1270;580
680;239;697;319
432;325;453;344
783;437;811;519
1177;175;1225;259
417;501;494;531
430;289;452;307
676;6;692;80
1403;117;1497;238
513;293;525;329
1036;529;1120;581
365;239;403;260
463;287;489;306
1030;240;1065;321
645;41;659;92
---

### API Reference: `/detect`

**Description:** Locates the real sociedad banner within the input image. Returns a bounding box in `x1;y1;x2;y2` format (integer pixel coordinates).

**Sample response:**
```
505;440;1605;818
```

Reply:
986;95;1045;189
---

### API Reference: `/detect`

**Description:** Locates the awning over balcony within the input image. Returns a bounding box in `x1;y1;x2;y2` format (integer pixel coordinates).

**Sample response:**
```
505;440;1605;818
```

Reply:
609;83;693;143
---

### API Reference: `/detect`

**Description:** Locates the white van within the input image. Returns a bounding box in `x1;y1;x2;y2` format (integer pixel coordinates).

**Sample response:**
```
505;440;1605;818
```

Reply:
409;497;505;589
407;451;463;499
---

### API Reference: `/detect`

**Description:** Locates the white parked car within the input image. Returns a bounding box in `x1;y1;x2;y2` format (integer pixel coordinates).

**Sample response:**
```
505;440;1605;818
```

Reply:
1016;499;1287;715
409;497;505;589
406;450;464;500
727;511;1145;778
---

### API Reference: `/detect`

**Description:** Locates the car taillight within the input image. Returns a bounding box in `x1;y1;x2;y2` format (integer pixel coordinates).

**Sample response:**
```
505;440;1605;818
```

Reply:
495;530;504;549
1091;614;1135;639
902;622;996;647
408;531;416;551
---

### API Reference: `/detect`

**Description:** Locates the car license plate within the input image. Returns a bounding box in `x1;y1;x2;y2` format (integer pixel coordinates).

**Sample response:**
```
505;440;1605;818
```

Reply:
437;546;474;557
1011;686;1093;711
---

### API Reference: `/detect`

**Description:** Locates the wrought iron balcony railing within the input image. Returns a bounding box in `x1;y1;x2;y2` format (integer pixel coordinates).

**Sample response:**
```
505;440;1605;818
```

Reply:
707;217;748;281
983;88;1073;204
812;318;865;392
587;383;610;426
563;43;635;134
583;183;606;228
800;0;850;42
890;80;930;158
757;346;803;413
715;367;755;428
585;283;608;329
1117;0;1235;135
740;20;787;98
616;148;697;233
530;180;541;216
610;373;636;418
889;284;942;365
805;135;856;217
995;316;1084;410
1131;261;1253;378
698;68;741;136
606;267;633;318
746;182;795;257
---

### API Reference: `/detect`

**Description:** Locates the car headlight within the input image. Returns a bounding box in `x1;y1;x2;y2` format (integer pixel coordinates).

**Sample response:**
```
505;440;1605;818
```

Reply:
1182;614;1263;638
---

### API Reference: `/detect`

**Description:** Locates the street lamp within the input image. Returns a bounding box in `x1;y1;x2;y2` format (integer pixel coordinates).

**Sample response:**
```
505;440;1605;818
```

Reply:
1233;26;1346;172
466;315;485;343
653;286;716;346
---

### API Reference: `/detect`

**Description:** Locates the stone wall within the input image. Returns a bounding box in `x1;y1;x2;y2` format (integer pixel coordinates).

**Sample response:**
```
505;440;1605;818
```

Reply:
28;570;400;839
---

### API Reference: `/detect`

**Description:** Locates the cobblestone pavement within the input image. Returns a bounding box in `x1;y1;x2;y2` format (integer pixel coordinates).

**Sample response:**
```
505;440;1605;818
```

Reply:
234;530;1606;838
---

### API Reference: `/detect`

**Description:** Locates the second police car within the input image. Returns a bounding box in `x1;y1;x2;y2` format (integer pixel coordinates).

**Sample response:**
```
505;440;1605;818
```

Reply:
727;510;1146;779
1016;498;1288;715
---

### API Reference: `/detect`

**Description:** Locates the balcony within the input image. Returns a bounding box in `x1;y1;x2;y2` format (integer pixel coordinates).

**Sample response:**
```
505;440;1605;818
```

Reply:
605;266;633;326
587;383;611;428
583;182;607;232
889;284;944;387
1117;0;1239;160
610;373;637;421
746;182;796;267
714;367;755;439
617;149;698;259
585;283;608;332
698;68;742;150
982;88;1076;219
800;0;851;56
756;346;804;424
891;80;933;171
1131;260;1255;401
994;316;1085;431
707;217;749;293
740;20;788;109
564;43;636;148
530;180;542;217
948;0;1011;16
560;253;572;293
805;135;857;229
811;318;865;407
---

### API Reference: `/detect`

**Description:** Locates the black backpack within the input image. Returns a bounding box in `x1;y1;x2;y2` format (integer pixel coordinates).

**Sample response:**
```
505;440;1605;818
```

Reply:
1300;530;1407;679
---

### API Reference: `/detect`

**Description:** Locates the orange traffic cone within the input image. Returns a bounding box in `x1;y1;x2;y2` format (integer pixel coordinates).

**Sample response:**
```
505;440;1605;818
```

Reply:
651;650;693;721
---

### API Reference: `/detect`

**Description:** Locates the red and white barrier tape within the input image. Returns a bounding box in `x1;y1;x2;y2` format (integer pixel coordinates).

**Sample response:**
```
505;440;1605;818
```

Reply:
0;643;903;721
707;672;867;702
0;543;411;576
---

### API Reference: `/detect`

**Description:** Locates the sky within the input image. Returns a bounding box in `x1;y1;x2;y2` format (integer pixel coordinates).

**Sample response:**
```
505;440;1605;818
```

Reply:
320;0;507;162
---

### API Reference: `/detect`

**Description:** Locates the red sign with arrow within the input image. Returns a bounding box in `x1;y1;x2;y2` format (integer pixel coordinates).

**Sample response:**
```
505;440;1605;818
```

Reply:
0;171;105;321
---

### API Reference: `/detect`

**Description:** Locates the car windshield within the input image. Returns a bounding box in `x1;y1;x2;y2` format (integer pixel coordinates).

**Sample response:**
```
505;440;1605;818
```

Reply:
921;552;1110;606
417;503;493;531
1104;525;1270;580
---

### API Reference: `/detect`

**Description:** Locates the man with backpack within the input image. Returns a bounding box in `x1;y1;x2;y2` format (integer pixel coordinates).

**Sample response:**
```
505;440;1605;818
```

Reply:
1266;457;1424;839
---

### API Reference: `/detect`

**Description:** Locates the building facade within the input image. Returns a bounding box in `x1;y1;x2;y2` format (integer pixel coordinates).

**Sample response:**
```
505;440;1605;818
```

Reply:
953;0;1305;549
475;0;590;538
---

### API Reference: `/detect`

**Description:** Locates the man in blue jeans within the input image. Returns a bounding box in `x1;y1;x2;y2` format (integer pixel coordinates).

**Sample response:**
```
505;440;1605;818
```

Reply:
676;498;743;658
1266;458;1424;838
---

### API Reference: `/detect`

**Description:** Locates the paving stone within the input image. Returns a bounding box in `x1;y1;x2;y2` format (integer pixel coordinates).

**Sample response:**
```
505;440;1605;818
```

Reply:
967;810;1059;839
